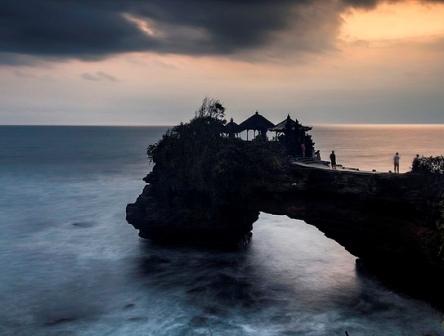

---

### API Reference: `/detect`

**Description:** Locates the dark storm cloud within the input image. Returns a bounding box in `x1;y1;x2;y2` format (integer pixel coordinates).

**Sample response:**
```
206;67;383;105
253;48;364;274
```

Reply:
0;0;302;61
0;1;157;61
341;0;379;8
0;0;443;64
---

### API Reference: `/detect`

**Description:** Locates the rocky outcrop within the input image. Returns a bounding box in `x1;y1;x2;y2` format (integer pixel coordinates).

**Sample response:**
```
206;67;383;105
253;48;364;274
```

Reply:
127;115;289;246
127;162;444;304
127;161;444;270
126;115;444;305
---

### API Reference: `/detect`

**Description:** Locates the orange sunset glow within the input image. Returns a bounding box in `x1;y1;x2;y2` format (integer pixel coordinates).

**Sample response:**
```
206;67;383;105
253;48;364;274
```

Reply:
341;1;444;42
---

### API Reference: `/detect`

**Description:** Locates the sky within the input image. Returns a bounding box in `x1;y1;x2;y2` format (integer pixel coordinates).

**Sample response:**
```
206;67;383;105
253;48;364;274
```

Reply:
1;0;444;125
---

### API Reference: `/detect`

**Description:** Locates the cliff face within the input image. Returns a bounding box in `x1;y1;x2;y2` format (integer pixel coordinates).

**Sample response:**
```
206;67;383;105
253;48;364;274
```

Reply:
126;183;259;245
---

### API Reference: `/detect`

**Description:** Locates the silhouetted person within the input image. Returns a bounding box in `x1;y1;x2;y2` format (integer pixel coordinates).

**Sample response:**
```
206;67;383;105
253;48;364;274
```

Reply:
393;152;400;173
315;150;321;161
412;154;420;171
330;150;337;169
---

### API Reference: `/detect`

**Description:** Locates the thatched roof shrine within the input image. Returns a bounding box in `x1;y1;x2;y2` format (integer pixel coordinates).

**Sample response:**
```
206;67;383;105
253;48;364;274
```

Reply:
238;111;274;133
224;118;240;134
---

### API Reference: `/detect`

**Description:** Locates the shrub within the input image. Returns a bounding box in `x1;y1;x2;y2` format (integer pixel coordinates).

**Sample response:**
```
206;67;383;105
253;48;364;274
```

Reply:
411;155;444;174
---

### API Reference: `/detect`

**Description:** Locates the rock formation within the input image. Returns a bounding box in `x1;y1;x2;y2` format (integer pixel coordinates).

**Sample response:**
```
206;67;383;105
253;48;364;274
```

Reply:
126;113;444;305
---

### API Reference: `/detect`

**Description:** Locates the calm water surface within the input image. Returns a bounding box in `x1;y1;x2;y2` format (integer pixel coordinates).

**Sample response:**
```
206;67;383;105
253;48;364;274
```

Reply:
313;124;444;172
0;125;443;336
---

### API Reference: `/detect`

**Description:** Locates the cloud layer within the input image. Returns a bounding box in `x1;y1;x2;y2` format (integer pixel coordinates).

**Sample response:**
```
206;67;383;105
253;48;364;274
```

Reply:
0;0;409;64
1;0;444;65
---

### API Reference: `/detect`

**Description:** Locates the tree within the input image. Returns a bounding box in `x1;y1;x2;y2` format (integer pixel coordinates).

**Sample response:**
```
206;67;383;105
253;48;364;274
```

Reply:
195;97;225;120
411;155;444;174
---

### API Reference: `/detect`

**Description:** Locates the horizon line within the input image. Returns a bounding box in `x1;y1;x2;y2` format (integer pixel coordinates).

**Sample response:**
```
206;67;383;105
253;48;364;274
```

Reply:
1;122;444;127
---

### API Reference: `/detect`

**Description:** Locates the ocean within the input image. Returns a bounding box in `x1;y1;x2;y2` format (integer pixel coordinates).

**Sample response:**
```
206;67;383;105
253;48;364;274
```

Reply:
1;125;443;336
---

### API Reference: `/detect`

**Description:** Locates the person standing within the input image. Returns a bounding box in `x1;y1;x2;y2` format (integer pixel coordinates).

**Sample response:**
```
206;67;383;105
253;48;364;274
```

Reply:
300;142;306;158
393;152;400;173
330;150;337;170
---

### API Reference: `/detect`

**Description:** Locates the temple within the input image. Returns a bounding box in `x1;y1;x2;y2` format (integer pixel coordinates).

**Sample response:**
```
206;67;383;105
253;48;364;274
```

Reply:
237;111;275;140
225;111;315;158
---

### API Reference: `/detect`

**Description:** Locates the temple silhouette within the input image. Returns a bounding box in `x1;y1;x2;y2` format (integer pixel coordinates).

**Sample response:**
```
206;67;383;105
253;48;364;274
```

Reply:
224;111;315;158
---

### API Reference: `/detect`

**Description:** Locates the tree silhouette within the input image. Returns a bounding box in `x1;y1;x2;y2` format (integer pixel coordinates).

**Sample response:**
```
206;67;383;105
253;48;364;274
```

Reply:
195;97;225;120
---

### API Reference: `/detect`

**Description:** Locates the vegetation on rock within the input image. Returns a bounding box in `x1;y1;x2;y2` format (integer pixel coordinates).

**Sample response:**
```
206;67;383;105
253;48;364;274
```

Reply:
130;98;288;243
412;155;444;174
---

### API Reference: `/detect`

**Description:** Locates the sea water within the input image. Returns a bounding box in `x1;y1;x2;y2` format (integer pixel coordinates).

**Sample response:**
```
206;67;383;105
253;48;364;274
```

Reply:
0;125;443;336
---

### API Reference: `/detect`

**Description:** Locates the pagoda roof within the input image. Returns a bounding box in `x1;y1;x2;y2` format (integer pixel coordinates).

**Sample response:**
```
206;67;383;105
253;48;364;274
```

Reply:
238;111;274;132
224;118;240;133
270;114;312;132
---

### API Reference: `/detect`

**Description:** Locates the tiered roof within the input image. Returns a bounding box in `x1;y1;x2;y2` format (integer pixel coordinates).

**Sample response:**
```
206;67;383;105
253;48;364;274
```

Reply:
270;114;312;132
